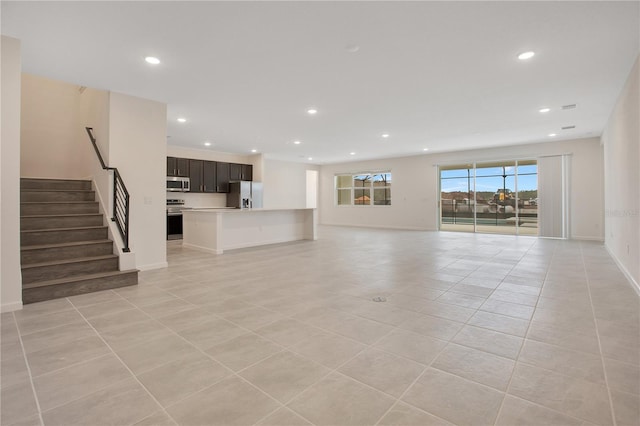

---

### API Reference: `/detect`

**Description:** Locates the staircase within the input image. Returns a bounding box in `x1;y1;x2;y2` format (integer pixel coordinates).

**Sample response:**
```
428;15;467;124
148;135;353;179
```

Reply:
20;178;138;304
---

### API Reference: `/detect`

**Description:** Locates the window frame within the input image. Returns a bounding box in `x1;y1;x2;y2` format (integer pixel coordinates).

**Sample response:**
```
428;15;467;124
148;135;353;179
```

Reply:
335;171;392;207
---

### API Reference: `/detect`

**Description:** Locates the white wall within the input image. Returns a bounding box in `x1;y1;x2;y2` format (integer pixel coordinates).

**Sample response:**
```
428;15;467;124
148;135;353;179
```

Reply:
166;146;261;208
602;56;639;288
80;87;111;216
21;74;92;179
1;36;23;312
263;159;321;209
320;138;604;240
109;92;167;270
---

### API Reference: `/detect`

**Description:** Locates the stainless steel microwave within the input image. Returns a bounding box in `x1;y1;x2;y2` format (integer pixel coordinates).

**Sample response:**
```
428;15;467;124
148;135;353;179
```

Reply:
166;176;190;192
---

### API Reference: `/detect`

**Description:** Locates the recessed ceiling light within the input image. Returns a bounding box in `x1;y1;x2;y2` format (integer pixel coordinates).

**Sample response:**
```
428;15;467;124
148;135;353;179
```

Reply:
308;157;313;161
177;118;187;123
518;51;535;60
204;142;211;146
539;108;551;113
548;133;557;137
145;56;160;65
293;140;301;145
251;149;257;153
307;109;318;115
350;152;355;156
381;133;390;138
423;148;429;151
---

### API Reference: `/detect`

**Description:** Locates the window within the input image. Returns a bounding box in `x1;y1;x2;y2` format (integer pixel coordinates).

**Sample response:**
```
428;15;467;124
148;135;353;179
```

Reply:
335;172;392;206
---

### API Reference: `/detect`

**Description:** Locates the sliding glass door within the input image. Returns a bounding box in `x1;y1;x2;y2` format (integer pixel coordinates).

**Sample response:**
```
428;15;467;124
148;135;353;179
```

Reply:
440;164;475;233
439;160;538;235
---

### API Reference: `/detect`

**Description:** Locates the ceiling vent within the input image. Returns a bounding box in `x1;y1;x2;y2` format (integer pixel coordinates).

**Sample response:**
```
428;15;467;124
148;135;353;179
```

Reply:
562;104;577;110
561;125;576;130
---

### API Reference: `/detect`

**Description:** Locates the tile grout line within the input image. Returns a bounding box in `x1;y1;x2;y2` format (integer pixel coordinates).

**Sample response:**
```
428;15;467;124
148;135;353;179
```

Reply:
373;262;518;426
14;234;622;426
66;298;179;426
490;237;550;425
579;242;618;426
11;311;46;426
101;288;309;425
255;326;401;426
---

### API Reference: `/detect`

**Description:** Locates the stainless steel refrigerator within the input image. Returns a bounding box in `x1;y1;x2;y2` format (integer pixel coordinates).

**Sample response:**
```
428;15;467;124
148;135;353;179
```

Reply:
227;181;263;209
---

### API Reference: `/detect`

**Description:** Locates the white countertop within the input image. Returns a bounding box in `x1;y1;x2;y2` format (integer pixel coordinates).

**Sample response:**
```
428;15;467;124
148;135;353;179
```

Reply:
184;207;315;213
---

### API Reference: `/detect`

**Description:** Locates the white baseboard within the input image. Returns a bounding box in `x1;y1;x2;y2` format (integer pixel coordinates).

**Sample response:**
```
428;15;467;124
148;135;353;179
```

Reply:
182;243;222;255
572;235;605;242
1;301;23;313
320;222;434;232
137;262;169;271
605;244;640;297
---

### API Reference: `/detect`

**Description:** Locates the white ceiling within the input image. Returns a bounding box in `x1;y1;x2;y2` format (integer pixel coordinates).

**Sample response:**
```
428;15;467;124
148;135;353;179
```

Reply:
2;1;639;164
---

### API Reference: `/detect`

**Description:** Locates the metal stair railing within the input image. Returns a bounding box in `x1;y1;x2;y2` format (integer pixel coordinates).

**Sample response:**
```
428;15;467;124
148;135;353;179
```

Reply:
85;127;130;252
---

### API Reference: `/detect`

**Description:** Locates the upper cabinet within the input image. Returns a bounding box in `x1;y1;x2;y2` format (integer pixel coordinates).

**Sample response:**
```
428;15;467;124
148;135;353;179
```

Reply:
167;157;190;177
229;163;253;181
229;163;241;181
167;156;252;193
188;159;203;192
216;162;230;193
202;161;217;193
242;164;253;181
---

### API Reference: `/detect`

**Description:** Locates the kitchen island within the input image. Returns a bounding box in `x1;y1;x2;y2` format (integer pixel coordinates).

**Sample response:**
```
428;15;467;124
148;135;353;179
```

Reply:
182;208;317;254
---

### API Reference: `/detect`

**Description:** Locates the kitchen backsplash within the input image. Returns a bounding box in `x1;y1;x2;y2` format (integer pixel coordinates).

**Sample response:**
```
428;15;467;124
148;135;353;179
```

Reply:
166;192;228;208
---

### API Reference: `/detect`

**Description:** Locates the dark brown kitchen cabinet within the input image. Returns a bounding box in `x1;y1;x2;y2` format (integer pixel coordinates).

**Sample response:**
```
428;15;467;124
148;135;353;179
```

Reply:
202;161;217;193
229;163;242;181
216;162;230;193
189;160;203;192
167;157;190;177
228;163;253;181
241;164;253;181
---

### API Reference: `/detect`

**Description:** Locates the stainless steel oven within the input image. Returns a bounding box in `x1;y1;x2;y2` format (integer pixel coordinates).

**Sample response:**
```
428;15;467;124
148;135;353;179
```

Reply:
166;199;191;240
166;176;190;192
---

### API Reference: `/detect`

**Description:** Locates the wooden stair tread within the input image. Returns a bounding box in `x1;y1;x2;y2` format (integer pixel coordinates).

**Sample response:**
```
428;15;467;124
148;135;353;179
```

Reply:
21;254;118;269
21;225;107;234
23;270;138;290
21;189;94;192
21;213;103;218
21;240;112;251
21;178;91;182
21;201;97;204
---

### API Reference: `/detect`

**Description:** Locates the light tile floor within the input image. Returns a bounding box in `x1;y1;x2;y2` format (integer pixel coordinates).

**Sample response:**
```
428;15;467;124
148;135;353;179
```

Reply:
2;226;639;426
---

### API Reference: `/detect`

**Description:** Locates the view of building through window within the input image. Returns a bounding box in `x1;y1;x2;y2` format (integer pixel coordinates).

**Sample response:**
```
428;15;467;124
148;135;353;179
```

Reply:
336;172;392;206
440;160;538;235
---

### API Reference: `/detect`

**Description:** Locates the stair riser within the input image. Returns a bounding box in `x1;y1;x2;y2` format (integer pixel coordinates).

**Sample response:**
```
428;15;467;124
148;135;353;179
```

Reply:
21;179;92;191
22;242;113;264
22;257;119;284
22;228;108;246
21;203;99;215
21;191;95;202
23;272;138;304
21;215;104;230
